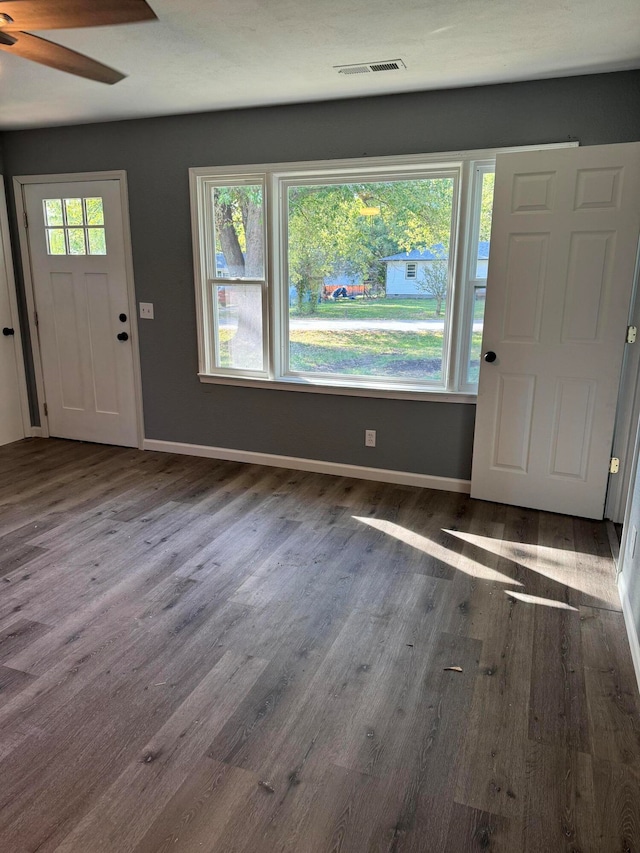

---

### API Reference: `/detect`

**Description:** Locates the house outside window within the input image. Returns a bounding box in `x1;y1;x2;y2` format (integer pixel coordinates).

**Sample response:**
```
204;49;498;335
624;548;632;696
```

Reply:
191;151;498;396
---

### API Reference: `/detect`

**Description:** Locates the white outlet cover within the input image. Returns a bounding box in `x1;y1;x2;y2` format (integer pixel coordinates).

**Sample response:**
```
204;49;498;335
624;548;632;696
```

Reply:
139;302;154;319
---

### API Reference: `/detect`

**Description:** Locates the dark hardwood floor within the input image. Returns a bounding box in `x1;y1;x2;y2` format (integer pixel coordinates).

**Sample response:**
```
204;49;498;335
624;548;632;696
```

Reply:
0;438;639;852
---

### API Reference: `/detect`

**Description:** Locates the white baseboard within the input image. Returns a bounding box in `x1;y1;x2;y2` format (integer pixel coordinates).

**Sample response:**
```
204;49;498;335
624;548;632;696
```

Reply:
30;427;43;438
618;570;640;695
142;438;471;493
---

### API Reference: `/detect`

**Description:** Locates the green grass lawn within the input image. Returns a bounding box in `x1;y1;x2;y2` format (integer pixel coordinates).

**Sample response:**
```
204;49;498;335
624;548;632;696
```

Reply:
288;329;483;380
290;329;444;377
220;295;485;380
290;296;442;320
221;326;483;379
288;296;485;379
289;295;486;321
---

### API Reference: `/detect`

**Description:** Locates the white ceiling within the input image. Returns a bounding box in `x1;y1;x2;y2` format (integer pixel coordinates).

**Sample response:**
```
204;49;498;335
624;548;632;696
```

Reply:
1;0;639;131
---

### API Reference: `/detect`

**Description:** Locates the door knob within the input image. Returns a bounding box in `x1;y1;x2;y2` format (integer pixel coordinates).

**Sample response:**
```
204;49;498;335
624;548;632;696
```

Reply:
2;327;14;336
117;332;129;341
119;313;127;322
484;350;497;363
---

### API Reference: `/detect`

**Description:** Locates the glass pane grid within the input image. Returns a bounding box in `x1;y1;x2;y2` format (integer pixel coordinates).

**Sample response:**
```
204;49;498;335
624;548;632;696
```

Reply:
42;196;107;256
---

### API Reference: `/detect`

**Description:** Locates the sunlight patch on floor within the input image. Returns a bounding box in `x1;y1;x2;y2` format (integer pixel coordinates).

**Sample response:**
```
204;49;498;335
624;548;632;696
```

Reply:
443;527;618;601
505;590;578;610
353;516;523;586
444;529;562;570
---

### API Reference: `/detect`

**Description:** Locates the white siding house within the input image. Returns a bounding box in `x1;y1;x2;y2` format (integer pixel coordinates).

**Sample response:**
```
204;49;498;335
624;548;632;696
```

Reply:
382;242;489;296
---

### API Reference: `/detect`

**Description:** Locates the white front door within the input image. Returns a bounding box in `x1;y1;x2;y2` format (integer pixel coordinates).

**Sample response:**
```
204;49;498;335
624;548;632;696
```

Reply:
0;182;27;446
23;179;138;447
471;143;640;519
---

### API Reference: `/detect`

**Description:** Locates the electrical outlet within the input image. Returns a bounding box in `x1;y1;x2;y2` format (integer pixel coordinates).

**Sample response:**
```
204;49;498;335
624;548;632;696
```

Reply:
139;302;154;320
365;429;376;447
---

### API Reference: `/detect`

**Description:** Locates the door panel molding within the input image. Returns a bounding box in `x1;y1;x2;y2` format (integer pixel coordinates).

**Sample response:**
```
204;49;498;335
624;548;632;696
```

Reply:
13;170;144;448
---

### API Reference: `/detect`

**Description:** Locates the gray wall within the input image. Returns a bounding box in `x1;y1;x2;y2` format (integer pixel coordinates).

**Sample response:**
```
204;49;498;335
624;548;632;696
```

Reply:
3;71;640;479
620;382;640;684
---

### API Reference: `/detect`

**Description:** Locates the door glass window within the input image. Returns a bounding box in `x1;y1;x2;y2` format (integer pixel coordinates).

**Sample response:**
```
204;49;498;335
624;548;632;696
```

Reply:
43;196;107;256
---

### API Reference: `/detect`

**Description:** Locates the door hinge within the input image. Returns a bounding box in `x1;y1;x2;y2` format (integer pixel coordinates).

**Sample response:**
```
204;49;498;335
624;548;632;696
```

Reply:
23;210;28;229
610;457;620;474
34;311;38;327
43;402;48;417
627;326;637;343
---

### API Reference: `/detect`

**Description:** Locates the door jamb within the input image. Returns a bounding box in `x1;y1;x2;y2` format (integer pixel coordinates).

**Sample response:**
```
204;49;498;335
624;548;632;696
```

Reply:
605;237;640;523
0;178;31;438
13;170;145;449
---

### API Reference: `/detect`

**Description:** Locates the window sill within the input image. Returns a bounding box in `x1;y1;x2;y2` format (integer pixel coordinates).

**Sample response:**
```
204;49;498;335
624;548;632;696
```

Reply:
198;373;477;403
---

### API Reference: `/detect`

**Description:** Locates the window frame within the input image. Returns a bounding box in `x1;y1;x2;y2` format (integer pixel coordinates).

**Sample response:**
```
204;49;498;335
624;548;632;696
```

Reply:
192;173;269;379
190;144;577;401
405;262;417;279
454;160;496;394
273;164;460;392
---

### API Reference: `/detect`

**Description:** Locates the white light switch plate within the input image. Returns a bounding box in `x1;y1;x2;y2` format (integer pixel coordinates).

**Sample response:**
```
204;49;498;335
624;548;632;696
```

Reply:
139;302;154;319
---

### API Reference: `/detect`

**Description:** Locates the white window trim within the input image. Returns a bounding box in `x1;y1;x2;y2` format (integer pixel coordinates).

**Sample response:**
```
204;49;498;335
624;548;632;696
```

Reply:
190;142;577;401
454;159;496;393
406;262;417;279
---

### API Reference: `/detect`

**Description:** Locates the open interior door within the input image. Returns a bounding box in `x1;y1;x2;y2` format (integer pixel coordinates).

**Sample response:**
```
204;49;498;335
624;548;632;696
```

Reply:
471;143;640;519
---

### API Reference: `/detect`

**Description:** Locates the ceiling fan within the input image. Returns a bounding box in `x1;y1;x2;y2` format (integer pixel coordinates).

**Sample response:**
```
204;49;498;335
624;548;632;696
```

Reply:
0;0;157;84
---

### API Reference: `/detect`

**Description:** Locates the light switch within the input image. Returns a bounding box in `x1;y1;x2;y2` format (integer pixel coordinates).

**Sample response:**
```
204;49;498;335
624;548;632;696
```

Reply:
139;302;154;319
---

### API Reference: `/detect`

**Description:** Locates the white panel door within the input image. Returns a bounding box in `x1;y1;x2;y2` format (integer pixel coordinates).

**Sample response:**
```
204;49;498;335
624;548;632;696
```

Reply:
24;180;138;447
0;183;26;446
471;143;640;519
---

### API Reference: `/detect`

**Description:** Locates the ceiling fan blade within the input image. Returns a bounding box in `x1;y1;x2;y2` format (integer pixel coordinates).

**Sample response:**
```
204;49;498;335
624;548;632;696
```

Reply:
0;0;156;32
0;31;125;83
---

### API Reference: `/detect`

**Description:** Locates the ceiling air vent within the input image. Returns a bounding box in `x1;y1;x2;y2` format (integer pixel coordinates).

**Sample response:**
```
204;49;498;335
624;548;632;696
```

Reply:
335;59;406;75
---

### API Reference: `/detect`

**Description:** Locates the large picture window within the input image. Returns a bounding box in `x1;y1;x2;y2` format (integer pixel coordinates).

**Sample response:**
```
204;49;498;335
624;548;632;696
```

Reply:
283;174;456;385
191;152;496;396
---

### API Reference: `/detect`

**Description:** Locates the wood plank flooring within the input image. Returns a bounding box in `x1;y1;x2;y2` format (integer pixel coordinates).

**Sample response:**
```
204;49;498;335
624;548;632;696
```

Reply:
0;437;639;852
